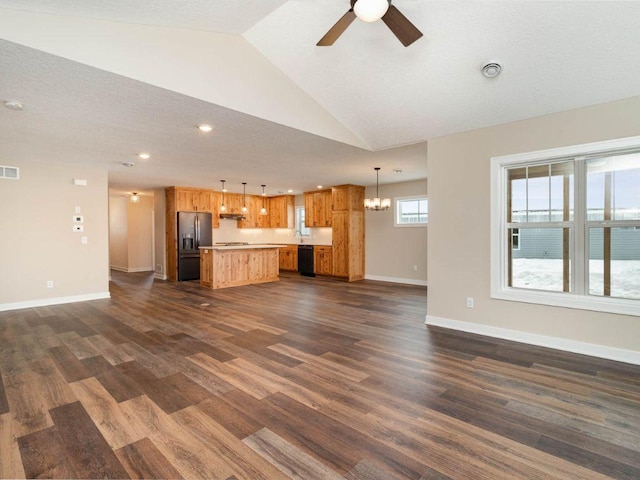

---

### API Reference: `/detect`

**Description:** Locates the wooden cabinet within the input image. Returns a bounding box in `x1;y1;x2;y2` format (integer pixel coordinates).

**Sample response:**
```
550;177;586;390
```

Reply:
314;246;332;275
279;245;298;271
304;189;332;227
269;195;295;228
331;185;365;282
222;193;243;215
238;195;258;228
165;186;219;282
175;188;213;213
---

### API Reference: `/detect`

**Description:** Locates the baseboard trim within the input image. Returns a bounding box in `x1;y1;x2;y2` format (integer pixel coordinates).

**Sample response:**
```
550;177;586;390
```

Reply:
154;272;167;280
425;315;640;366
365;274;427;286
110;266;154;273
0;292;111;312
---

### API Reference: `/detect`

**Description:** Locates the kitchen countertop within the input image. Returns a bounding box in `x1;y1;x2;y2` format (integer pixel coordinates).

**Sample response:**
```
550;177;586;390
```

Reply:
199;244;281;251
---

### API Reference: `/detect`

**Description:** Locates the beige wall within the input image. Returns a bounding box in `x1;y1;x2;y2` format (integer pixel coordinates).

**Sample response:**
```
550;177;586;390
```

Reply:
0;162;110;309
365;179;428;284
108;192;155;273
427;96;640;354
154;188;166;278
108;194;128;270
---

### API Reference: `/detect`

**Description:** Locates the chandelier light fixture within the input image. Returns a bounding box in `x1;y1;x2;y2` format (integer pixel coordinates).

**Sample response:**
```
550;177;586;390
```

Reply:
130;192;140;203
260;185;268;215
364;167;391;211
219;180;227;212
241;182;248;213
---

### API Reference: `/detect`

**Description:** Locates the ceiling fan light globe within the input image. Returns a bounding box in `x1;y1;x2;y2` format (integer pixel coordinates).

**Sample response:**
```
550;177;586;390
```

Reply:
354;0;389;22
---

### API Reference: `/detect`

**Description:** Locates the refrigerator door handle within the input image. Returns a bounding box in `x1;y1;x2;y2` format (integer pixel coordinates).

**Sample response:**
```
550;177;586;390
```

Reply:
195;215;200;248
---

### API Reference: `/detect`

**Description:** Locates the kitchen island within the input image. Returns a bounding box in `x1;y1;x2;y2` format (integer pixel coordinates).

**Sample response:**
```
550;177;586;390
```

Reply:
199;244;280;289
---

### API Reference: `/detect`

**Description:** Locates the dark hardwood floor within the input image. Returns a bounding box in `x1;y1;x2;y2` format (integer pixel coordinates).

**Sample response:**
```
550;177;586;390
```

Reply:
1;270;639;479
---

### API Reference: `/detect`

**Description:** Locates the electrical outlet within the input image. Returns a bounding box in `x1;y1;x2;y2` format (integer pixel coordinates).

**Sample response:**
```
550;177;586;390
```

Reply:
81;236;88;244
156;264;163;273
466;297;474;308
413;264;418;271
47;280;54;288
73;225;84;232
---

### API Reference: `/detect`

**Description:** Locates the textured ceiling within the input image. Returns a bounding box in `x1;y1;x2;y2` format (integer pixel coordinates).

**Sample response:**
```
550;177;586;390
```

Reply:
1;1;640;195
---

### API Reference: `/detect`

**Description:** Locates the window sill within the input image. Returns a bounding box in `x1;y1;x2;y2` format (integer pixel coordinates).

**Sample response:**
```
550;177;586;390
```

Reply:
491;288;640;317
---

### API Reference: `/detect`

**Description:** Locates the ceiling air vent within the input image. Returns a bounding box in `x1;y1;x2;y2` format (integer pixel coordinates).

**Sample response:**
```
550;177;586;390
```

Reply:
0;166;19;179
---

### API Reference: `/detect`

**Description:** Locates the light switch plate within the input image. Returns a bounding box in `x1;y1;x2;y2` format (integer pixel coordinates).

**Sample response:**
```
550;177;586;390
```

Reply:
73;225;84;232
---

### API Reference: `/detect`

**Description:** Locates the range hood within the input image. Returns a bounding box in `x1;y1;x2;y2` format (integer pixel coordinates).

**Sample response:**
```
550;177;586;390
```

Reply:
220;213;246;220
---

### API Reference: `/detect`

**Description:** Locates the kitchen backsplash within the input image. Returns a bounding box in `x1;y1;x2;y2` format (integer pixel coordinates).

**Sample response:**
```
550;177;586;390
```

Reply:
213;219;332;245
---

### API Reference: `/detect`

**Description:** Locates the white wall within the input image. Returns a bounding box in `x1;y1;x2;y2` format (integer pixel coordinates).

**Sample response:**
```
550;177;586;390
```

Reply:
427;96;640;358
0;162;110;310
365;179;428;285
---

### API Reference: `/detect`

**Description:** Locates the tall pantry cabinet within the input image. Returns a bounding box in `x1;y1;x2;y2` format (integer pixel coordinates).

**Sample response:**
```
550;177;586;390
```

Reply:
331;185;365;281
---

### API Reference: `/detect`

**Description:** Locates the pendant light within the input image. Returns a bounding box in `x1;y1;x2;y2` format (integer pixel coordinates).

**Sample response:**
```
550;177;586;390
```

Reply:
219;180;227;212
241;182;248;213
130;192;140;203
364;167;391;211
260;185;268;215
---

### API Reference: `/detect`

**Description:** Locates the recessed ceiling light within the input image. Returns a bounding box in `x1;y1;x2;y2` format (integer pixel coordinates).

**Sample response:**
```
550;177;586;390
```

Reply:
122;160;135;167
287;189;293;193
198;124;213;133
4;100;23;110
317;185;323;189
138;153;150;160
481;62;502;78
393;168;403;174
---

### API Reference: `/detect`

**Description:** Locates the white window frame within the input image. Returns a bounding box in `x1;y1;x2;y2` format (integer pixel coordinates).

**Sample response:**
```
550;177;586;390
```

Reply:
395;195;428;227
295;206;310;236
490;135;640;317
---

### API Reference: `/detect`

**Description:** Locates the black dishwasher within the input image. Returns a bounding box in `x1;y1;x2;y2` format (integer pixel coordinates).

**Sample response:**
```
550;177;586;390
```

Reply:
298;245;315;277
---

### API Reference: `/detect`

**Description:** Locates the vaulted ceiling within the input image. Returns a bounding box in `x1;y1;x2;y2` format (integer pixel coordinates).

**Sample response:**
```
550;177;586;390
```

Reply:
1;1;639;195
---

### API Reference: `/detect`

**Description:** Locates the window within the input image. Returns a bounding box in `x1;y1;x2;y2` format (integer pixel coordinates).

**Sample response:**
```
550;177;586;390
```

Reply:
295;207;310;236
395;196;428;227
491;136;640;316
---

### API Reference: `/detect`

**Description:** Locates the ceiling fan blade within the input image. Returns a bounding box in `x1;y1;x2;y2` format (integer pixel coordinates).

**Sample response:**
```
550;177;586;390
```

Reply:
317;10;356;46
381;5;423;47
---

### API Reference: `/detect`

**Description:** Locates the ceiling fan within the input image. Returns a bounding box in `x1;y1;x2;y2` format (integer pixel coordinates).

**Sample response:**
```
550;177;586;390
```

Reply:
317;0;423;47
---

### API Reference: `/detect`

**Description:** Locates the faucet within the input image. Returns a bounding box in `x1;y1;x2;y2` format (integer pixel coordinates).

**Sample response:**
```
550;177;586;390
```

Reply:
294;229;304;243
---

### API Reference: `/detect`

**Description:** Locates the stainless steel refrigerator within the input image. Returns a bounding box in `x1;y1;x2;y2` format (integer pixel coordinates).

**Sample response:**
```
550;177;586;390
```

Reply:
177;211;212;281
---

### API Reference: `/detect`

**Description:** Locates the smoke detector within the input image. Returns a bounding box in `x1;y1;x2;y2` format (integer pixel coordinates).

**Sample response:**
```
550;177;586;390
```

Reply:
122;160;135;168
481;62;502;78
4;100;23;110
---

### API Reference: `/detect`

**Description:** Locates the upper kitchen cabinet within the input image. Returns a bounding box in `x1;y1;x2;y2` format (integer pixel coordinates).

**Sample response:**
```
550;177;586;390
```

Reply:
171;187;214;213
331;185;365;282
304;189;332;227
238;195;260;228
332;184;364;212
222;193;243;215
269;195;295;228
